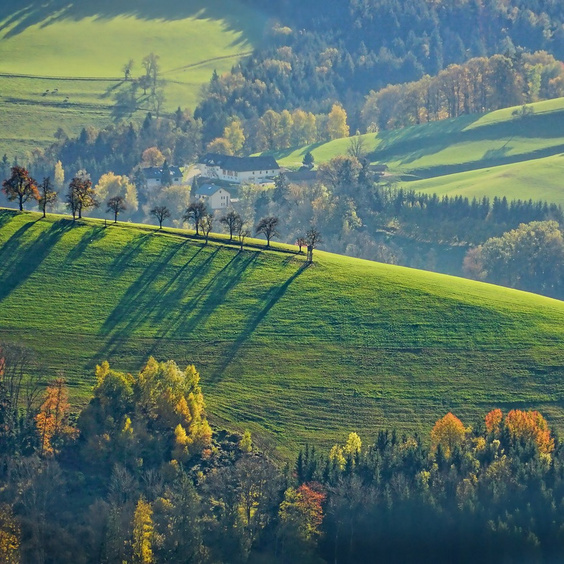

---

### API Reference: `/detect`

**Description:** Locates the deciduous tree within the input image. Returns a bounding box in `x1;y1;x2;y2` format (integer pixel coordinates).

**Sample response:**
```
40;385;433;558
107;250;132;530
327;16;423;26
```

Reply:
255;216;279;247
305;227;323;262
220;210;242;241
132;498;154;564
38;177;57;218
150;205;171;229
2;166;39;211
106;196;127;223
183;201;208;235
327;103;349;140
66;176;98;220
430;412;467;458
200;213;213;244
35;377;74;457
96;172;138;214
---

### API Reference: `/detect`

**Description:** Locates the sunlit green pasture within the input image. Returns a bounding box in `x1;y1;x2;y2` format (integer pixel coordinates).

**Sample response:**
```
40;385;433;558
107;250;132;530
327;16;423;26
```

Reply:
0;0;267;158
2;209;564;457
273;97;564;206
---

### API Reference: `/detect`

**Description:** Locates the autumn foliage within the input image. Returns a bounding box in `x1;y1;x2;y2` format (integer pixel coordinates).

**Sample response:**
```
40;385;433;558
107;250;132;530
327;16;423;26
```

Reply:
279;483;326;544
505;409;554;454
35;377;75;456
485;408;503;434
430;412;467;457
78;358;212;467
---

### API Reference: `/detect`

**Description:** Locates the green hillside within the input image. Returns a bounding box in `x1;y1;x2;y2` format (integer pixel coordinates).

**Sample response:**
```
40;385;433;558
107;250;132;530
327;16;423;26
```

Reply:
0;0;267;158
274;97;564;206
2;208;564;457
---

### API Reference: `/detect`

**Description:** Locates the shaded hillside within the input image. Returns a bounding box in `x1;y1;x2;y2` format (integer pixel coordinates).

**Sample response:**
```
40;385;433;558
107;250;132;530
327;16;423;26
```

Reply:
1;209;564;456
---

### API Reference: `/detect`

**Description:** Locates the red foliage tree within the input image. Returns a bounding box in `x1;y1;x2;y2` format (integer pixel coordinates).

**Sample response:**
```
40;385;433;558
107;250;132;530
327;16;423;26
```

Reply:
2;166;39;211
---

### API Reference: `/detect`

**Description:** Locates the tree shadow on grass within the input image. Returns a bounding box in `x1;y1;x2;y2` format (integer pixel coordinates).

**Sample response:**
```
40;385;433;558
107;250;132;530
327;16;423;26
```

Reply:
156;249;261;344
0;209;17;230
97;241;188;339
0;0;263;45
64;225;108;263
108;232;154;277
210;262;309;380
0;219;72;303
89;242;217;367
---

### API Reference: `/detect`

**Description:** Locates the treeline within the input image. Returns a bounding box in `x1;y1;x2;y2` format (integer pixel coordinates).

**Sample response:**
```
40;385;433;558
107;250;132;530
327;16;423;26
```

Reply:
237;158;562;279
4;156;563;297
464;220;564;298
295;409;564;563
362;51;564;130
21;110;202;186
2;344;564;562
196;0;564;140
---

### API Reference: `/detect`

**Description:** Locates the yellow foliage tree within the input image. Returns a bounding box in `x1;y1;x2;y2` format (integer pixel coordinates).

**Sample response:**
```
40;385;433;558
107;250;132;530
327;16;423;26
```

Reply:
36;377;75;457
327;103;350;140
343;432;362;456
141;147;165;167
132;498;154;564
206;137;234;155
223;118;246;154
0;504;20;564
430;412;467;458
53;160;65;191
95;172;138;214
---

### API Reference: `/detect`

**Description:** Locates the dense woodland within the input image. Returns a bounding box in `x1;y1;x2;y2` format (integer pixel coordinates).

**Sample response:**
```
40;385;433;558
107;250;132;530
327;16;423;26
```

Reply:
197;0;564;140
1;344;564;562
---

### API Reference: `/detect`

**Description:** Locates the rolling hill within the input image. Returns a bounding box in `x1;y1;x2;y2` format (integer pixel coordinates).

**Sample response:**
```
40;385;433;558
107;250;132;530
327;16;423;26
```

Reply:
2;208;564;457
0;0;267;158
274;97;564;207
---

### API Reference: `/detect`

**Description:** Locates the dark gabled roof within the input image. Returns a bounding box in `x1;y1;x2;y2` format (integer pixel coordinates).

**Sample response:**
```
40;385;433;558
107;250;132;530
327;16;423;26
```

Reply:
199;153;280;172
195;183;230;197
142;166;182;180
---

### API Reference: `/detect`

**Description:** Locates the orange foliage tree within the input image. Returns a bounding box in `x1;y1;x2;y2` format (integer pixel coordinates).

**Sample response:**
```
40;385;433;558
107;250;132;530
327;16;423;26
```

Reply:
279;483;326;545
505;409;554;454
430;412;467;458
485;408;503;434
35;378;75;456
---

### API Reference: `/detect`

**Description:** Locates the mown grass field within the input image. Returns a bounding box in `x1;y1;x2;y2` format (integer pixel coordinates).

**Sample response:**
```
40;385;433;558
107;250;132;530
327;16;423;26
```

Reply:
2;209;564;457
0;0;266;158
274;97;564;206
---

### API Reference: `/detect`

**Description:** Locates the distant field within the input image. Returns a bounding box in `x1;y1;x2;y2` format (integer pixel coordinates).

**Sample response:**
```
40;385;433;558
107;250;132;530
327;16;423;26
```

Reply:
273;97;564;206
0;0;267;158
2;209;564;457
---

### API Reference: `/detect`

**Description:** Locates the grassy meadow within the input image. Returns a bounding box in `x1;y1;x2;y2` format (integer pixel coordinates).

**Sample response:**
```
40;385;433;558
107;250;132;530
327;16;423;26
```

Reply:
2;208;564;457
274;97;564;206
0;0;267;158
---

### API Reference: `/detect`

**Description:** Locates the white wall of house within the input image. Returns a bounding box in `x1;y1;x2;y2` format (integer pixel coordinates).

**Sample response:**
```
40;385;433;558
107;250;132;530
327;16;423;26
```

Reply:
201;165;278;184
209;188;231;209
146;177;183;190
197;188;231;210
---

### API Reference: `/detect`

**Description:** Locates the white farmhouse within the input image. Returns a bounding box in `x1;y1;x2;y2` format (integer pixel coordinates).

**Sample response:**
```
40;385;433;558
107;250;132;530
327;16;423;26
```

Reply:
198;153;280;184
195;184;231;210
143;166;183;189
